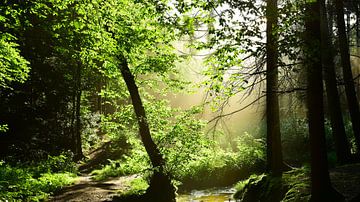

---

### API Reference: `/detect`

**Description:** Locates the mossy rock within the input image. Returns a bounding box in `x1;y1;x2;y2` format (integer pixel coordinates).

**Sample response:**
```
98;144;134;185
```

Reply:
234;174;287;202
234;168;311;202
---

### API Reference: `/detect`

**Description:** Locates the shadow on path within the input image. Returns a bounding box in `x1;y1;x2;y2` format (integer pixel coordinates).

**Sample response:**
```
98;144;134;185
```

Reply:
48;175;138;202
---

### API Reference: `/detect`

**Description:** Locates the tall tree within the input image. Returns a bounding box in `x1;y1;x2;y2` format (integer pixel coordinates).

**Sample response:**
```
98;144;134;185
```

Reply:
320;0;352;164
266;0;283;176
335;0;360;154
304;0;344;200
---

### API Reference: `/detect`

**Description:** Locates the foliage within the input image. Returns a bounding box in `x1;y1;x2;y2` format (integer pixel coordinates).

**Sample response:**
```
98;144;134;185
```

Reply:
0;33;30;88
90;144;150;181
0;154;77;201
176;146;264;191
280;115;350;167
0;124;8;132
91;129;265;191
30;152;77;174
81;109;102;153
281;167;311;201
172;0;305;110
280;116;310;164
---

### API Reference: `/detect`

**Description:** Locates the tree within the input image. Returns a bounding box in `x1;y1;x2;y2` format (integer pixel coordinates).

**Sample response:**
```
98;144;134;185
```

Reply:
266;0;283;176
97;0;179;200
320;0;352;164
335;0;360;154
304;0;344;200
119;55;175;201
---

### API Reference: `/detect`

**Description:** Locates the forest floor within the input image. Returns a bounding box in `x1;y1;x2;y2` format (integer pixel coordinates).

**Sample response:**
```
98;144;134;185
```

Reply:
48;174;139;202
330;163;360;201
48;164;360;202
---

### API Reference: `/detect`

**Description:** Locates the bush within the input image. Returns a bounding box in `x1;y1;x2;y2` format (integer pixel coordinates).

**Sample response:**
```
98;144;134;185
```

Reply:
0;153;77;201
174;133;265;191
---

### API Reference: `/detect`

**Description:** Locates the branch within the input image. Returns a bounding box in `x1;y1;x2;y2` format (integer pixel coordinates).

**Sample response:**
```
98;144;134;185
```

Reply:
207;94;266;124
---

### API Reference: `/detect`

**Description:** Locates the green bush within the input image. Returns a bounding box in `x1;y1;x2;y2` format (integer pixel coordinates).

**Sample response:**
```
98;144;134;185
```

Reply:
173;133;265;190
0;154;77;201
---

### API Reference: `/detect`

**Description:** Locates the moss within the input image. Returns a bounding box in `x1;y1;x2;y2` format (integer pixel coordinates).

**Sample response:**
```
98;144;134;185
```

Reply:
282;167;311;201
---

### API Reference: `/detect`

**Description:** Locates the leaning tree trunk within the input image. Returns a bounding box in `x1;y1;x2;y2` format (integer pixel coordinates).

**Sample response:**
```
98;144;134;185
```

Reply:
335;0;360;155
119;56;175;202
305;1;344;201
266;0;283;176
320;0;352;164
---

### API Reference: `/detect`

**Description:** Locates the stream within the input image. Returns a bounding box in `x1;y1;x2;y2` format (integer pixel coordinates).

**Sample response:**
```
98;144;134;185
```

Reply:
177;187;238;202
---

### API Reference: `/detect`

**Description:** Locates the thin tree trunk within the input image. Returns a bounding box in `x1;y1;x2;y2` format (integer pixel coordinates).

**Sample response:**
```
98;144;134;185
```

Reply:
356;3;360;99
266;0;283;176
74;63;84;161
71;90;76;154
357;3;360;47
71;65;77;155
305;1;344;201
320;0;352;164
118;56;175;202
335;0;360;155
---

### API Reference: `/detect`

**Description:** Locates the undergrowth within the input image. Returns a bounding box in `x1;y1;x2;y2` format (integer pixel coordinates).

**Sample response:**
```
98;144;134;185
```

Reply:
0;153;77;201
91;131;265;191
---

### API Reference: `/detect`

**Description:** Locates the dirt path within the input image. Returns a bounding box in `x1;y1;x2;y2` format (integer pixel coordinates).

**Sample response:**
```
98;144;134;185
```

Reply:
49;175;138;202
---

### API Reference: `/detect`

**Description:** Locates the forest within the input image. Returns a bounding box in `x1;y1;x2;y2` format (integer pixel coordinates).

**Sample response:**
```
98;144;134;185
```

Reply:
1;0;360;201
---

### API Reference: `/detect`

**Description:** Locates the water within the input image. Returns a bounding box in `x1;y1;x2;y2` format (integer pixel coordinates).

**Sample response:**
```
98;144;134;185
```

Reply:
177;187;238;202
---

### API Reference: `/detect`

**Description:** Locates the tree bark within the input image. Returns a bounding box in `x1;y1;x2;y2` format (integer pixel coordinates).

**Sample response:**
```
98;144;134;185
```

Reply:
320;0;352;164
305;1;344;201
335;0;360;154
118;56;175;202
357;3;360;47
266;0;283;176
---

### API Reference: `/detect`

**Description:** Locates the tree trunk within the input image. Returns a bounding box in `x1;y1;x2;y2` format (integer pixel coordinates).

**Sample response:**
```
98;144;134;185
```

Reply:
305;1;344;201
335;0;360;154
356;3;360;47
356;3;360;99
118;56;175;202
266;0;283;176
74;63;84;161
71;89;76;154
320;0;352;164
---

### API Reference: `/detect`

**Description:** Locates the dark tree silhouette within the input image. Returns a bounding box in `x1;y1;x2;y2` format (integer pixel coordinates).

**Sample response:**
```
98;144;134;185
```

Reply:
266;0;283;176
74;63;84;161
305;0;344;201
335;0;360;154
320;0;352;164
